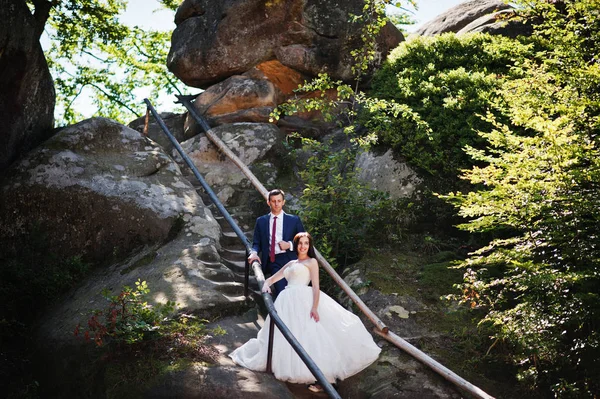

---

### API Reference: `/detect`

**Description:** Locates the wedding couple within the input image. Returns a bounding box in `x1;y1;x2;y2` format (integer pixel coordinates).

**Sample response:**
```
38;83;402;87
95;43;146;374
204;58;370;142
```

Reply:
229;189;381;391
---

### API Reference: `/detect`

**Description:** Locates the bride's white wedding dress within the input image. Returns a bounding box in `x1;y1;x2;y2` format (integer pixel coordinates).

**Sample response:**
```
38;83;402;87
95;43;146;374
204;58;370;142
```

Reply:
229;260;381;383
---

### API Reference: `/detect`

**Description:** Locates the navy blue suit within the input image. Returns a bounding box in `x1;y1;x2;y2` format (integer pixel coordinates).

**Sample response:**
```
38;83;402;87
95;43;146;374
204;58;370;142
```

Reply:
252;213;305;295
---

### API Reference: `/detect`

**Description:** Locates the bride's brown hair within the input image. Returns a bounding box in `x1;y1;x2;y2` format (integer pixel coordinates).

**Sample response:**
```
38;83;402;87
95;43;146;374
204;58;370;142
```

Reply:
293;232;316;258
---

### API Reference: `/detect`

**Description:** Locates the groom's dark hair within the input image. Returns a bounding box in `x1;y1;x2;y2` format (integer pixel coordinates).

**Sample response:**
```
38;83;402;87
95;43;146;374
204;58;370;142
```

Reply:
268;189;285;201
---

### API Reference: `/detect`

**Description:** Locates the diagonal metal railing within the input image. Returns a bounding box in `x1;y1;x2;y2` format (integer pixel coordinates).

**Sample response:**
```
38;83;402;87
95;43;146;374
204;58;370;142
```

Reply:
175;94;496;399
144;99;341;399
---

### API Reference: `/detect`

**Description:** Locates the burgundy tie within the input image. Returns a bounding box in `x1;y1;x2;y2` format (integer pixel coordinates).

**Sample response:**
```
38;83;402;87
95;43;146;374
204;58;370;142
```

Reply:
269;216;277;262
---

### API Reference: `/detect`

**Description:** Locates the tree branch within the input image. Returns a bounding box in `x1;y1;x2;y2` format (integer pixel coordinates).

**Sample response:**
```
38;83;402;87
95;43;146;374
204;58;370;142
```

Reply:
31;0;54;40
87;82;141;117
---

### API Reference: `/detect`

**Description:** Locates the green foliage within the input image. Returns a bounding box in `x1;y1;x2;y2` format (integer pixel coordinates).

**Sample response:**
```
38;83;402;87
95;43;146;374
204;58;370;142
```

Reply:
292;133;389;267
369;33;536;176
76;280;175;346
102;314;223;399
440;1;600;396
30;0;189;124
350;0;396;81
270;73;356;125
75;282;222;398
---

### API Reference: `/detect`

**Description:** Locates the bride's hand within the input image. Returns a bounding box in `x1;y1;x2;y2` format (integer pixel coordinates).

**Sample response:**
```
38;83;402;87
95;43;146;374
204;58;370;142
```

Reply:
262;281;271;294
310;309;319;322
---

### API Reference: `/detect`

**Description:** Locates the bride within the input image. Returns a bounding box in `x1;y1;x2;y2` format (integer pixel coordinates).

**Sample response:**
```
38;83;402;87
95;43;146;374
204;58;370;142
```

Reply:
229;232;381;390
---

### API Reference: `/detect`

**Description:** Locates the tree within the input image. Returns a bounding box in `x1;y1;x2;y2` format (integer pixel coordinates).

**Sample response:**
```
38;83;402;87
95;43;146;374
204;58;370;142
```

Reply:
442;1;600;396
368;32;536;176
27;0;187;124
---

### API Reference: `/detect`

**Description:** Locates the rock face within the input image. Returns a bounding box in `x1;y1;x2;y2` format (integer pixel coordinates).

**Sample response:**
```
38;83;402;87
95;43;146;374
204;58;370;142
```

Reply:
0;117;218;263
178;122;283;204
168;0;403;88
0;0;55;174
128;112;189;154
356;149;422;200
457;8;533;38
415;0;511;36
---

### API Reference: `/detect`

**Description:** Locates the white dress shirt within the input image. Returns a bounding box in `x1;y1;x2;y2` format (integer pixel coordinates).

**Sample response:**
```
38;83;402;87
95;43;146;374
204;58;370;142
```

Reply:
269;211;293;254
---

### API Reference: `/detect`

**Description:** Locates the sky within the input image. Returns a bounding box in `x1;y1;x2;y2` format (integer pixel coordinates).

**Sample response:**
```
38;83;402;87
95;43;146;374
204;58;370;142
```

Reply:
394;0;464;32
62;0;466;119
119;0;466;32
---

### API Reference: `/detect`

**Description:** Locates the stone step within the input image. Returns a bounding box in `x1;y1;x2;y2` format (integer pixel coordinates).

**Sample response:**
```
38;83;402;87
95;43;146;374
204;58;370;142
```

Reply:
222;257;247;274
214;216;252;237
212;282;246;300
199;268;237;284
219;247;248;262
232;274;260;288
221;230;251;247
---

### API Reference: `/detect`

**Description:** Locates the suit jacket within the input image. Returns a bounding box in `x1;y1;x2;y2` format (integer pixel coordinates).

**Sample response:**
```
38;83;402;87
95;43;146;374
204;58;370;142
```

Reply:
251;212;305;269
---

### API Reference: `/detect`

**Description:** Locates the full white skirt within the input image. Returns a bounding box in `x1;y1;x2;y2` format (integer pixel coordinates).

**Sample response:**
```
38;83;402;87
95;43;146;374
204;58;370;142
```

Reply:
229;285;381;383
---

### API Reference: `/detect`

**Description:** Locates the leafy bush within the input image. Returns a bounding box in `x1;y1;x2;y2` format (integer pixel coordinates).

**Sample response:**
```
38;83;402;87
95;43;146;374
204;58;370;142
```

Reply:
292;134;389;267
441;1;600;396
368;33;536;176
76;280;175;346
75;280;223;382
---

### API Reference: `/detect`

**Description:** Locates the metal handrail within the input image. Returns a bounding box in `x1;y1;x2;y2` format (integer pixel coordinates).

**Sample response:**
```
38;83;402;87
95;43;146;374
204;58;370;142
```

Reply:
144;99;341;399
178;94;389;333
176;95;496;399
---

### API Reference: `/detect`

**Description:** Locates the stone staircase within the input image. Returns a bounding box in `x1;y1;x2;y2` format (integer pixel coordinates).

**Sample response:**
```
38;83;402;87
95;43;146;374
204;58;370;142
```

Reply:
186;180;335;398
189;179;264;300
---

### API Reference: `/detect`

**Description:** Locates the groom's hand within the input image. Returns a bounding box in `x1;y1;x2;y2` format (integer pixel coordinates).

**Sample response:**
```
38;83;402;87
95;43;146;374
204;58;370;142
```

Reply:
248;253;260;263
278;241;291;250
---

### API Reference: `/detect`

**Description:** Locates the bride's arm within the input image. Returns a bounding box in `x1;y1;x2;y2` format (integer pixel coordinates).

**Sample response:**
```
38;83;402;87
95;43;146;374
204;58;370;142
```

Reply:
307;259;320;322
262;261;293;293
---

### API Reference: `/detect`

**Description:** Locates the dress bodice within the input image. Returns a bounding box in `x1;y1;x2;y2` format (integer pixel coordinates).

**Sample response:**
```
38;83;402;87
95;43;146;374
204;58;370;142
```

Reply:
283;261;311;287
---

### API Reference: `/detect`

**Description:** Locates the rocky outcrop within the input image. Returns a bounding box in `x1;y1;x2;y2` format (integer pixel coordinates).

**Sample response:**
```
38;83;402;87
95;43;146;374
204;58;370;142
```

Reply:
415;0;511;36
183;73;284;136
177;122;283;204
0;0;55;174
193;75;284;117
128;112;189;154
457;8;533;38
0;117;219;263
168;0;403;88
356;149;422;200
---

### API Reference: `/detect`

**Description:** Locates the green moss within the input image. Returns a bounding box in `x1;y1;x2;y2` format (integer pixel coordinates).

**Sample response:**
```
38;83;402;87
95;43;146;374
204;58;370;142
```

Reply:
363;247;534;398
418;260;463;302
362;249;462;302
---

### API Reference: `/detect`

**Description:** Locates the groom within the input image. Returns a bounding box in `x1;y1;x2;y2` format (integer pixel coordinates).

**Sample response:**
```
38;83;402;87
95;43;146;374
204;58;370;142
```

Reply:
248;189;305;296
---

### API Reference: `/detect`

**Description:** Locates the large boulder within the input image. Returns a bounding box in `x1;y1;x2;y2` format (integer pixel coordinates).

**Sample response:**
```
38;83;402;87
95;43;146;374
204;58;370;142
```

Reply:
457;8;533;38
128;112;189;154
0;0;55;174
356;149;422;200
177;122;284;204
0;117;218;263
297;130;423;201
415;0;511;36
167;0;403;88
